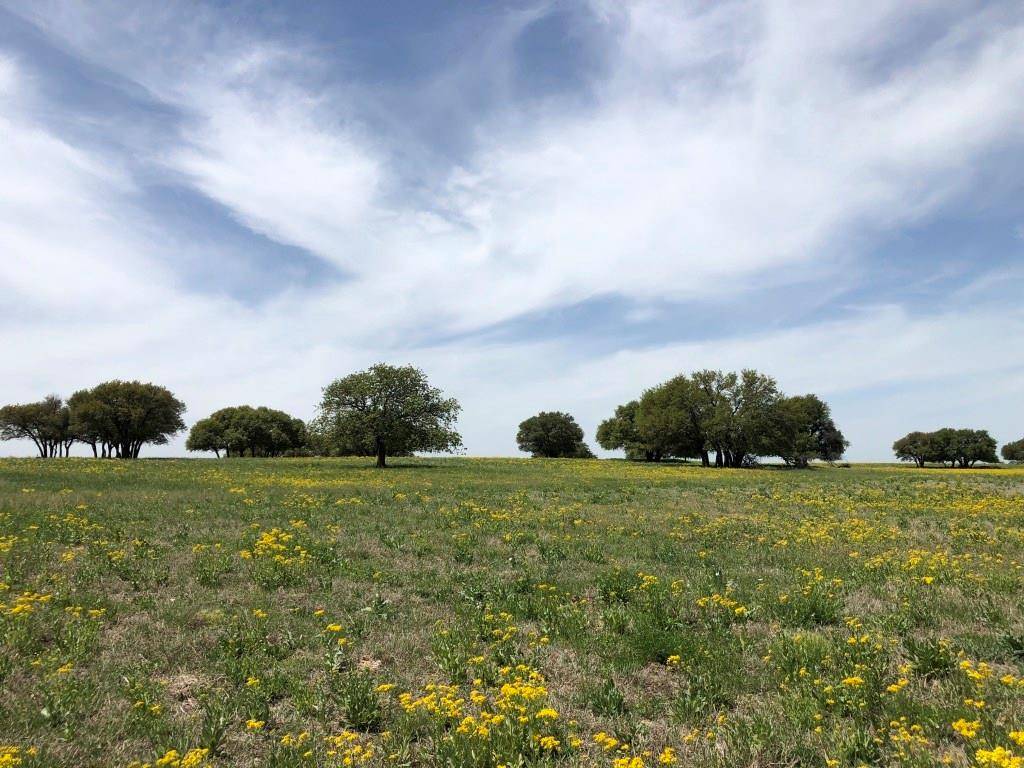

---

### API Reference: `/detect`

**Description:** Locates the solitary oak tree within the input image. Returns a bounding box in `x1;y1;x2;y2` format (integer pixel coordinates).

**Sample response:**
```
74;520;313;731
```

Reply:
315;364;462;467
516;412;594;458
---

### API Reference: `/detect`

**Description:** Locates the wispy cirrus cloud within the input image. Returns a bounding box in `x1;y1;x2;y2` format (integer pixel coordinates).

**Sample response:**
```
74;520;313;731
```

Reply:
1;0;1023;458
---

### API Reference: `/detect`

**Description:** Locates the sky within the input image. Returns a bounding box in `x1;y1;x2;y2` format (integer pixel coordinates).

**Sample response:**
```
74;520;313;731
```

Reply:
1;0;1023;460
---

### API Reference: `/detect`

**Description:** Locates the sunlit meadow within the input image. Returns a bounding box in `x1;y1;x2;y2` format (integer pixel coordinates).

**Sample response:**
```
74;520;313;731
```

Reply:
1;458;1023;768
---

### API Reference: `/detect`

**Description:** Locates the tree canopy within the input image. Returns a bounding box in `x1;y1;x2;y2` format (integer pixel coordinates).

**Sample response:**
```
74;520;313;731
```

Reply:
67;381;186;459
0;395;74;457
774;394;849;468
1002;438;1024;463
186;406;306;457
595;401;663;461
313;364;462;467
598;369;846;467
893;428;998;468
516;411;594;458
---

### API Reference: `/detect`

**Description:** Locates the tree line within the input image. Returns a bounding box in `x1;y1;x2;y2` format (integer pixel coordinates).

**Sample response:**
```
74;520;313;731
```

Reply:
3;364;1022;467
0;382;185;459
0;365;460;468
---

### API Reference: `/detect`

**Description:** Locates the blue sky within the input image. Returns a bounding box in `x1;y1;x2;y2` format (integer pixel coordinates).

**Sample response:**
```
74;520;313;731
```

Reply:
1;0;1023;459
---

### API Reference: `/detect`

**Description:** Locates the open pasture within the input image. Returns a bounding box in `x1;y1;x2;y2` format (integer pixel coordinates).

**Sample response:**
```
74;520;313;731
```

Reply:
1;458;1023;768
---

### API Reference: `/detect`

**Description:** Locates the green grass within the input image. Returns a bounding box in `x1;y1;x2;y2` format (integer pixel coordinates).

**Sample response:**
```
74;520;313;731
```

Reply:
1;457;1023;768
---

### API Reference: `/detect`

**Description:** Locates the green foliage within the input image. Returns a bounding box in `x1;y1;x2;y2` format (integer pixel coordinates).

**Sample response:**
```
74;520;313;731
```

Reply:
516;411;593;458
894;428;999;467
774;394;848;467
578;675;627;716
904;637;956;679
186;405;306;457
600;368;847;467
596;401;662;461
1002;438;1024;463
313;363;462;467
67;380;186;459
892;431;932;467
636;375;707;462
330;668;385;731
0;395;74;458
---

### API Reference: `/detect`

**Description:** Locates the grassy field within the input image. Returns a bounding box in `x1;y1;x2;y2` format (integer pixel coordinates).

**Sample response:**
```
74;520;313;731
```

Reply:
1;458;1023;768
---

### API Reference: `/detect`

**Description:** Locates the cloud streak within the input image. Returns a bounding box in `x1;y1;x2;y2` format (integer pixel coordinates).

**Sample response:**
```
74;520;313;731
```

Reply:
1;1;1023;459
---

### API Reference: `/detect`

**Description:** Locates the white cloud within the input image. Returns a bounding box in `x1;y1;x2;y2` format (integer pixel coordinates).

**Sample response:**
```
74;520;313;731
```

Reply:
0;57;178;315
140;0;1024;335
2;1;1024;461
171;60;383;268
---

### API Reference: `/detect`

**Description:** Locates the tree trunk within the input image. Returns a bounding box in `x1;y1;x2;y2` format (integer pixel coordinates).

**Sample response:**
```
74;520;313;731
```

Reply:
700;450;710;467
375;440;387;468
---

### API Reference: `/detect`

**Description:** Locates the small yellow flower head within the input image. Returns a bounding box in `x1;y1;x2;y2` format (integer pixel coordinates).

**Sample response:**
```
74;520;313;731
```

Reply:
538;735;560;750
952;719;981;740
246;719;266;731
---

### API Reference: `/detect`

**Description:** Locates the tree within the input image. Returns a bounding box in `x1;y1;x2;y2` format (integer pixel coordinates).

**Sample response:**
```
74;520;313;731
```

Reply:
516;411;593;458
893;431;931;467
774;394;848;467
316;364;462;467
186;406;306;457
1002;439;1024;463
635;377;705;463
605;369;844;468
186;417;225;458
0;395;73;457
697;369;782;467
945;428;998;467
596;401;663;461
67;381;186;459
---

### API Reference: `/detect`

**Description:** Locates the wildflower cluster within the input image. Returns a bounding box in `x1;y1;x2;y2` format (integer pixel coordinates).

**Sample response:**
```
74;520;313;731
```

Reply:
396;664;577;767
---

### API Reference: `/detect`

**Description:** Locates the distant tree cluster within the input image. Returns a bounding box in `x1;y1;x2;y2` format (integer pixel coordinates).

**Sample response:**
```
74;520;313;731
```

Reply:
7;363;1019;471
1003;439;1024;463
516;412;594;458
186;364;461;467
0;381;186;459
186;406;306;457
597;369;847;467
893;429;999;468
0;395;74;458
